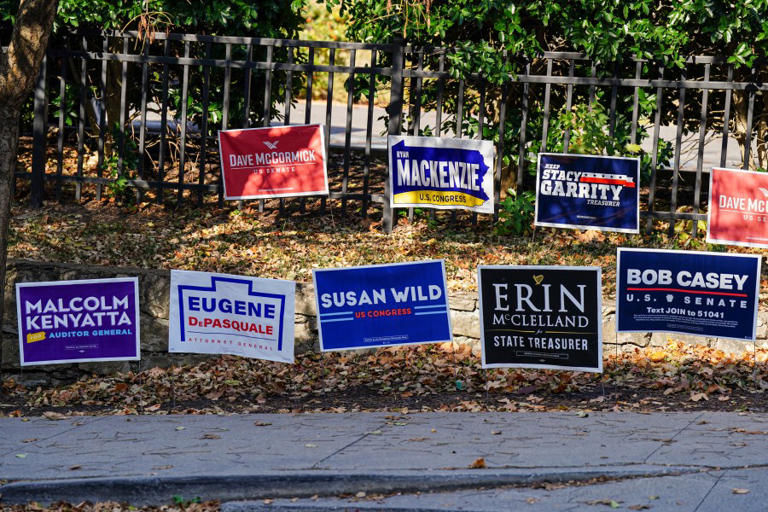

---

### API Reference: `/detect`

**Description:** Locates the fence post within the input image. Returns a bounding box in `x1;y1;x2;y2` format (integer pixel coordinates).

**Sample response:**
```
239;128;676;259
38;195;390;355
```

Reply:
30;55;48;208
383;39;404;234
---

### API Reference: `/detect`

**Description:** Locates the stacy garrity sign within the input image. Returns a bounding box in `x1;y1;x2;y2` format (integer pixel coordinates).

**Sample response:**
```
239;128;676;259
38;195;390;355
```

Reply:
535;153;640;232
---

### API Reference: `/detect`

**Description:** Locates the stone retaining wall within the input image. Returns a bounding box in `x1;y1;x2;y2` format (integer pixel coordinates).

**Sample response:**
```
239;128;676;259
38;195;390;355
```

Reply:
3;260;766;384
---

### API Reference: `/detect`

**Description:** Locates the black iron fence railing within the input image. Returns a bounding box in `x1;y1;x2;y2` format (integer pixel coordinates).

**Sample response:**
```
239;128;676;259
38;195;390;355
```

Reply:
15;31;768;235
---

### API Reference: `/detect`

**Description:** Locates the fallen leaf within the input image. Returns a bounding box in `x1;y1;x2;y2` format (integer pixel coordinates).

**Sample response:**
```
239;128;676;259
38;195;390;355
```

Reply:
42;411;67;421
21;438;37;443
200;433;221;440
69;465;81;470
15;453;27;459
491;430;502;435
732;488;750;494
355;491;366;498
649;351;666;363
690;392;708;402
469;457;486;469
253;421;272;427
628;505;650;510
587;499;622;508
305;443;317;448
175;426;185;431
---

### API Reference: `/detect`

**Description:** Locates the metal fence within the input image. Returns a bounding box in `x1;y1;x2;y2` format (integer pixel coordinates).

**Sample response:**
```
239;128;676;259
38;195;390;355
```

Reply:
16;30;768;234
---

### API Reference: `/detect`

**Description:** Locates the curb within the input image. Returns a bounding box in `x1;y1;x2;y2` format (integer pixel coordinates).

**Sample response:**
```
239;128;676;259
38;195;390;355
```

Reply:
0;466;702;506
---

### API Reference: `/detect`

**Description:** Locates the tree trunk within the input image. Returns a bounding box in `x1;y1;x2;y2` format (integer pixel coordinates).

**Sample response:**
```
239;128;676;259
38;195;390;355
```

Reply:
0;0;59;367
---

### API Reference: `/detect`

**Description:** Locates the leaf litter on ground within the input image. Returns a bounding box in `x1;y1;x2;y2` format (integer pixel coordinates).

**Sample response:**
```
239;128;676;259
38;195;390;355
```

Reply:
2;341;768;416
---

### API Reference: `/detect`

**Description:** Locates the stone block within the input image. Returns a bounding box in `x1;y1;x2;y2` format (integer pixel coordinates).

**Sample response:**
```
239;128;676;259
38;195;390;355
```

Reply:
601;316;647;347
78;360;133;375
295;282;316;316
712;338;755;355
141;315;170;352
1;334;20;370
294;315;318;355
452;336;481;357
450;310;480;339
142;272;171;319
450;292;476;312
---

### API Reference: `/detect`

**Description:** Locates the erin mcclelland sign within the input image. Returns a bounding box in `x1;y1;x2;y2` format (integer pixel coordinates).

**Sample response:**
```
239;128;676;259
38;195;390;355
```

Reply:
313;261;452;351
169;270;295;363
707;167;768;248
616;249;761;341
478;266;603;372
16;278;140;366
218;124;328;200
535;153;639;232
389;136;495;214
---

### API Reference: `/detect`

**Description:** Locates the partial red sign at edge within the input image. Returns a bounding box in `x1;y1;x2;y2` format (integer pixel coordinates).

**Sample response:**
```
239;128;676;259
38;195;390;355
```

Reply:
707;166;768;248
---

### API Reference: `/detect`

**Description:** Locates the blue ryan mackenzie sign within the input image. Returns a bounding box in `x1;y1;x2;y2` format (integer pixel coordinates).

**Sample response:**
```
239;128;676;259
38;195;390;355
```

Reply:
535;153;639;232
616;249;761;341
313;261;452;351
389;136;495;214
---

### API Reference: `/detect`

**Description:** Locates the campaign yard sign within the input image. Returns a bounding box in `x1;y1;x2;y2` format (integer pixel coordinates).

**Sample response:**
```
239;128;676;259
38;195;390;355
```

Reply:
478;266;603;372
16;278;140;366
616;249;761;341
535;153;640;232
218;124;328;200
389;135;495;214
707;167;768;248
313;260;452;351
169;270;295;363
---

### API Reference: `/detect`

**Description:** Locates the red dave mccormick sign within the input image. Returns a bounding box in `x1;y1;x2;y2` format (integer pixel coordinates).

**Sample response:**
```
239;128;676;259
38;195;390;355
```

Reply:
218;124;328;200
707;167;768;248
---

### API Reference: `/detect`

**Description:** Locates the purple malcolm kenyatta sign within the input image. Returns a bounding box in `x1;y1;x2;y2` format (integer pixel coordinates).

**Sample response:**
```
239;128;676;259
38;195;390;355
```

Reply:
16;278;140;366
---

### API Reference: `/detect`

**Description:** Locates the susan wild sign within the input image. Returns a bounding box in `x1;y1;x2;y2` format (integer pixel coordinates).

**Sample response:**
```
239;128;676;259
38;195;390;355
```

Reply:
169;270;295;363
313;260;452;351
616;249;761;341
478;266;603;372
389;135;494;214
16;278;140;366
535;153;639;232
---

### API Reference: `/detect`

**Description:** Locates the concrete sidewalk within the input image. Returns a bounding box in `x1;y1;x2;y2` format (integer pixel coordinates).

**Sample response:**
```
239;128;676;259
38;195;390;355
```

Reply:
1;411;767;510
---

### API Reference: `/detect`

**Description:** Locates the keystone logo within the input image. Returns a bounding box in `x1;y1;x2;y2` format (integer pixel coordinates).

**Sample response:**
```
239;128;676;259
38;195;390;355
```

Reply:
391;139;490;201
263;140;279;150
